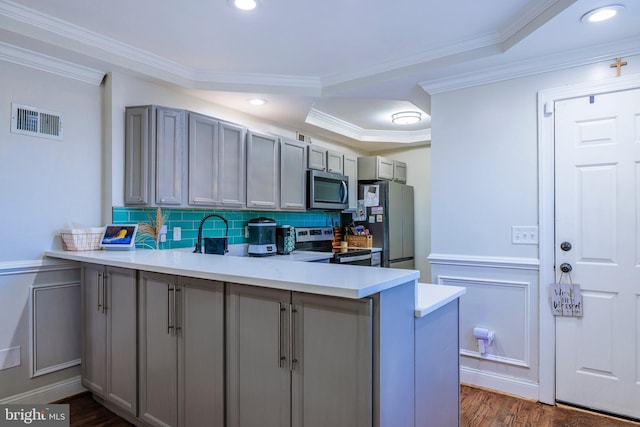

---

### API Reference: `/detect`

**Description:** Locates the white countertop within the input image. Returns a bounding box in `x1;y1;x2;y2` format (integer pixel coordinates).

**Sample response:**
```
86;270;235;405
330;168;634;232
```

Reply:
44;249;418;299
414;283;466;318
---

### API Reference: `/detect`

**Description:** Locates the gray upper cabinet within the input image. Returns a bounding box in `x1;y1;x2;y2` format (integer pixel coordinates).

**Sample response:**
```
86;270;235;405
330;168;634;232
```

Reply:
81;264;137;417
125;106;186;206
357;155;395;181
280;138;307;211
307;145;326;171
326;150;344;174
188;113;246;207
343;154;358;210
393;160;407;183
226;283;372;427
246;130;280;210
138;272;224;427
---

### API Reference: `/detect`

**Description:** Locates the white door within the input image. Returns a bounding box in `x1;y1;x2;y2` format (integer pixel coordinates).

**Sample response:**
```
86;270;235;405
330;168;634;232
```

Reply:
555;88;640;419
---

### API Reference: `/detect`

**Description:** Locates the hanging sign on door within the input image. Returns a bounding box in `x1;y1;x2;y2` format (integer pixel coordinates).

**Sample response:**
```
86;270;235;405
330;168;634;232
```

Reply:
550;281;583;317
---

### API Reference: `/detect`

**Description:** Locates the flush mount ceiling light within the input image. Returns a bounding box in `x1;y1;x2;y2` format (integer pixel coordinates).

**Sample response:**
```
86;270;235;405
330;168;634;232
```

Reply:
580;4;624;23
391;111;422;125
247;98;267;105
233;0;257;10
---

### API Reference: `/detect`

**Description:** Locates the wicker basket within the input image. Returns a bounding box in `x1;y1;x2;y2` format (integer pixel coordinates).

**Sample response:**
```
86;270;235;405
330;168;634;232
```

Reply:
60;227;104;251
346;235;373;248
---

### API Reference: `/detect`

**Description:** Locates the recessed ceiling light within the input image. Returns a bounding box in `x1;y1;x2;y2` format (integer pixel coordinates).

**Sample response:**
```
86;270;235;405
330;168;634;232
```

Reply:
391;111;421;125
247;98;267;105
233;0;257;11
580;4;624;23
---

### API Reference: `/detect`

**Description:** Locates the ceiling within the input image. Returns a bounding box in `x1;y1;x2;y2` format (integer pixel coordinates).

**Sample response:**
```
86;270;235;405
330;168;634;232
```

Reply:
1;0;639;152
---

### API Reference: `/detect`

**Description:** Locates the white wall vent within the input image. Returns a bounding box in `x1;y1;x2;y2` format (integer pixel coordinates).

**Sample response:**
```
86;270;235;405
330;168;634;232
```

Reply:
11;103;64;140
296;131;311;143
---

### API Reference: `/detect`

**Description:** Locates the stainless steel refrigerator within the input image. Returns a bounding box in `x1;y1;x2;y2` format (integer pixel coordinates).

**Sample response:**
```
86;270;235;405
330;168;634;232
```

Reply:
342;180;415;269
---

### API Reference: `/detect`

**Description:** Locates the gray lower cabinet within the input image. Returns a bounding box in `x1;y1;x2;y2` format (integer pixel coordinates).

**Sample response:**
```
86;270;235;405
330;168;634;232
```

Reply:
81;264;137;416
246;130;280;209
138;272;224;427
226;283;372;427
188;112;246;207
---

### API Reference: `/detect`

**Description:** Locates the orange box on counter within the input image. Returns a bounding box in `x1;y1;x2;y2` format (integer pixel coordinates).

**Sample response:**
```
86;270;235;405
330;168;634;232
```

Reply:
346;235;373;248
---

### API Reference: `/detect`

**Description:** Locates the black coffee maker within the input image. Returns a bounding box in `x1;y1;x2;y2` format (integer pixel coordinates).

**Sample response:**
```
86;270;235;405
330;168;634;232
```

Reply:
247;217;276;256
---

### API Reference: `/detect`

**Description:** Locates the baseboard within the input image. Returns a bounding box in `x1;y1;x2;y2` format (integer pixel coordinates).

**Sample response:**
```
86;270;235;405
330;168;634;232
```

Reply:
460;366;539;401
0;376;86;404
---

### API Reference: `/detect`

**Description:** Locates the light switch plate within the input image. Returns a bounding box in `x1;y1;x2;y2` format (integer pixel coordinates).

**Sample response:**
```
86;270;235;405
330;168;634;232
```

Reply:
512;226;538;245
173;227;181;241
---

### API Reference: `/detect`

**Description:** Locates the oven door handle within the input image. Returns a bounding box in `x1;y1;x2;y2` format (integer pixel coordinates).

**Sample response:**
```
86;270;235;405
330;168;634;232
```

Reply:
337;254;372;263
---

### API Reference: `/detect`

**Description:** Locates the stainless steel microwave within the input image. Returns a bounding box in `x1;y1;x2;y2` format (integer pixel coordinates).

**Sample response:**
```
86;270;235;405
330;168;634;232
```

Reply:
307;170;349;210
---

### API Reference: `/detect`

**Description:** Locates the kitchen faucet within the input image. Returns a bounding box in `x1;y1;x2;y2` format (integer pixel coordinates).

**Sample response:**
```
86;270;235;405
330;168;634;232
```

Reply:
193;214;229;253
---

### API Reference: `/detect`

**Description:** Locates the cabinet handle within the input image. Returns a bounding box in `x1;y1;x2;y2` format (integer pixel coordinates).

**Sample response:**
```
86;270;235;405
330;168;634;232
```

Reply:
278;303;287;368
167;285;175;335
289;305;299;371
97;272;103;312
174;287;182;332
102;272;108;313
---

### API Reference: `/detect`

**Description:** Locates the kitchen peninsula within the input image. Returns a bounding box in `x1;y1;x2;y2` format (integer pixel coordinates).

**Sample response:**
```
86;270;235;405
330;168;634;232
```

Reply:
45;249;464;427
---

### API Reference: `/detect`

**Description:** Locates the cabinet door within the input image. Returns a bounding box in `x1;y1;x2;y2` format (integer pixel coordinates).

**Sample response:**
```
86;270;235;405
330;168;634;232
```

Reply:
377;156;394;180
280;138;307;211
326;150;344;174
105;266;137;415
246;131;280;209
81;264;107;396
393;161;407;183
139;272;178;427
226;284;291;427
124;106;151;205
218;121;246;207
155;107;186;206
178;278;224;427
307;145;326;170
188;112;220;206
343;155;358;210
291;293;372;427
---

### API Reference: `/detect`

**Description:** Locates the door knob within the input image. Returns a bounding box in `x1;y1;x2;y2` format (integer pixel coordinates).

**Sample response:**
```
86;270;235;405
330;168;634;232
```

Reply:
560;241;572;251
559;263;572;273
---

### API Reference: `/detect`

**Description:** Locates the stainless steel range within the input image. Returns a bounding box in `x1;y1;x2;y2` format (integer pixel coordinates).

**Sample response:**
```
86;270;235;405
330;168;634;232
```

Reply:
295;226;381;267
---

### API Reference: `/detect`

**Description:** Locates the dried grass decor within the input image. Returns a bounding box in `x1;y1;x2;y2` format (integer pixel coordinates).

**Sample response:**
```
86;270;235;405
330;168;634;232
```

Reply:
137;207;168;249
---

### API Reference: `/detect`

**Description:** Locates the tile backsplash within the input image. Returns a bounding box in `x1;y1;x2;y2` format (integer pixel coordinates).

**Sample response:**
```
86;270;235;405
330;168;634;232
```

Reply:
113;207;339;250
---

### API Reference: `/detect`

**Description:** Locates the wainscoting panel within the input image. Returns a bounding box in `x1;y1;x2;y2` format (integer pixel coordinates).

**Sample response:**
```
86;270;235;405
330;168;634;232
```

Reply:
440;275;530;367
429;253;540;397
30;282;81;377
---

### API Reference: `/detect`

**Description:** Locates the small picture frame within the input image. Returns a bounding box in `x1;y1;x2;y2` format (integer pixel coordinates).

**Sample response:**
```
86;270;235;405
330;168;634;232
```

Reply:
100;224;138;251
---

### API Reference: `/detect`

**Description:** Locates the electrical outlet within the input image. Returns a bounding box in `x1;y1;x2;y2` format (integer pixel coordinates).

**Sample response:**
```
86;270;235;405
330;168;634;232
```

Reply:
173;227;181;241
512;226;538;245
245;226;249;238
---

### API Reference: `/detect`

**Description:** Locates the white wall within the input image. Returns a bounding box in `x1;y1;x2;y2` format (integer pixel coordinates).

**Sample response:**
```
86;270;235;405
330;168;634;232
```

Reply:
0;61;101;400
0;62;103;262
430;56;640;399
375;146;431;281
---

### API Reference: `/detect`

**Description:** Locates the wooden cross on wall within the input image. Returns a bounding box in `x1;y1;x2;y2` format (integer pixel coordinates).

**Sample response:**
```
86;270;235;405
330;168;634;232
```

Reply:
610;57;628;77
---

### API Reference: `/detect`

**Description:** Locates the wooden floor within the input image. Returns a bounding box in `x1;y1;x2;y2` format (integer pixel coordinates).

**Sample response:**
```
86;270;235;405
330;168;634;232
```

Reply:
61;385;640;426
460;385;640;427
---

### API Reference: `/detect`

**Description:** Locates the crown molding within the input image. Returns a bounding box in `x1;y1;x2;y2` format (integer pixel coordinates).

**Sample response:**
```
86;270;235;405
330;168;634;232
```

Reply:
420;36;640;95
0;42;104;85
306;108;430;144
